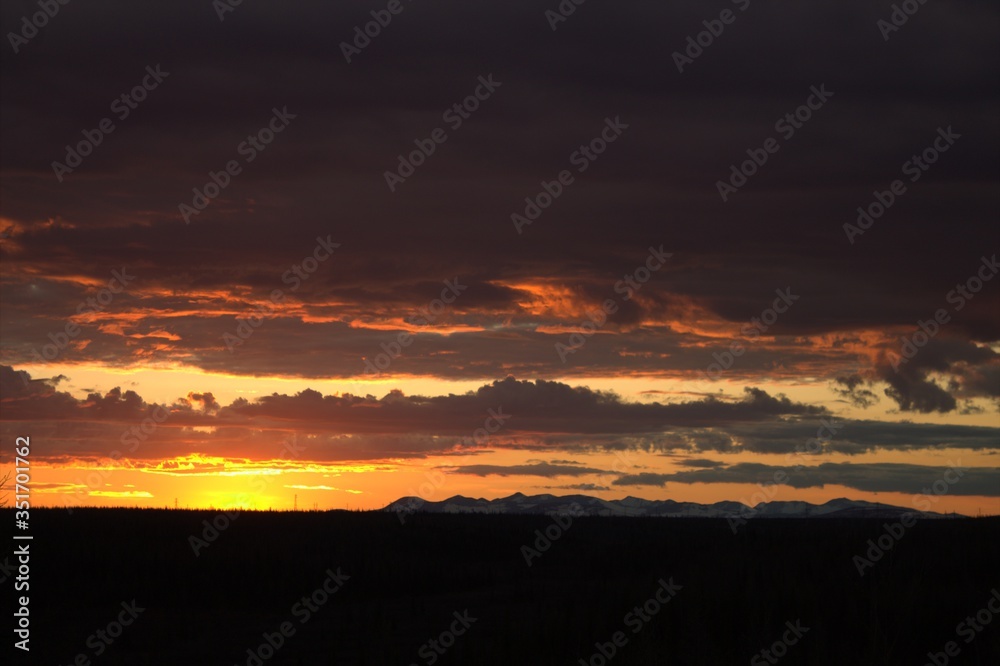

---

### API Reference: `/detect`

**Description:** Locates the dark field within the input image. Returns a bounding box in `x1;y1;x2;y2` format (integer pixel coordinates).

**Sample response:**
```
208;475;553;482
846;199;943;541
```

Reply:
4;509;999;665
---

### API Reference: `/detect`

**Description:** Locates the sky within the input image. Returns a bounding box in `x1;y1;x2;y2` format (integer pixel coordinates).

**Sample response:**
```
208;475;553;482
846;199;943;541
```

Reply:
1;0;998;515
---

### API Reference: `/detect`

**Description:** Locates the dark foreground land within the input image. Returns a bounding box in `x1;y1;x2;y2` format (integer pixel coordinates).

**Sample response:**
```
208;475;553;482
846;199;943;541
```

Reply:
3;509;999;665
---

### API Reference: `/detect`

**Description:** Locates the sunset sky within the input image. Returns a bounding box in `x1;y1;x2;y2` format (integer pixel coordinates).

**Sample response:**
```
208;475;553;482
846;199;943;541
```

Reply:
1;1;998;515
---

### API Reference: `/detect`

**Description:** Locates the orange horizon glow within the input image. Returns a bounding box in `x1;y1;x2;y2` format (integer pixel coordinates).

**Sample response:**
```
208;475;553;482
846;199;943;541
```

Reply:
12;450;999;517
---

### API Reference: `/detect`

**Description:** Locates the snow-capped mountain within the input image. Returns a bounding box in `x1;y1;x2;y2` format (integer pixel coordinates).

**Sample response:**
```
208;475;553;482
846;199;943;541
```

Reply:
384;492;959;519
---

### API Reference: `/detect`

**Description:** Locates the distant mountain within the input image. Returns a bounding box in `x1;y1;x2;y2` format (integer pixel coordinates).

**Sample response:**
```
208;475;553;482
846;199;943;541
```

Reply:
384;492;961;520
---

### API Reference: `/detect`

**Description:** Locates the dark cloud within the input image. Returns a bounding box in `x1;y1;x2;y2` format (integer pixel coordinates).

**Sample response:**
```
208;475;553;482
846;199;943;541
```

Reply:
832;374;880;409
0;366;830;460
676;459;726;469
441;462;608;478
710;419;1000;455
875;338;1000;413
4;367;997;468
186;391;220;415
0;1;996;407
613;462;1000;496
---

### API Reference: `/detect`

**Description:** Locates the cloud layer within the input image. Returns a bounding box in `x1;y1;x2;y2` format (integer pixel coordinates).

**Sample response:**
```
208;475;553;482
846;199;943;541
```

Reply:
1;1;998;414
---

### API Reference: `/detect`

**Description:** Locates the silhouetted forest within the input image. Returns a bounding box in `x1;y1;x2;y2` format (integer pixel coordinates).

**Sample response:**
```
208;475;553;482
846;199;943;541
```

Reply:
4;508;999;665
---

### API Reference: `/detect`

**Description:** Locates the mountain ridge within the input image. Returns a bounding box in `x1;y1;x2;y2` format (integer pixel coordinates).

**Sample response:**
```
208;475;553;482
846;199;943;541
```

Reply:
384;492;962;519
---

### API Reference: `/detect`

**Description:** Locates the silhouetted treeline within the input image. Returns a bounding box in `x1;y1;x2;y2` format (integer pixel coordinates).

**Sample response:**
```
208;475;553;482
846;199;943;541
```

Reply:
2;508;998;665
